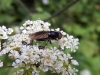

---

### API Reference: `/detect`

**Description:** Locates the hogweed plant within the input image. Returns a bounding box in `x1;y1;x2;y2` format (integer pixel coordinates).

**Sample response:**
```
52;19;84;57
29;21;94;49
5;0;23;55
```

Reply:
0;20;79;75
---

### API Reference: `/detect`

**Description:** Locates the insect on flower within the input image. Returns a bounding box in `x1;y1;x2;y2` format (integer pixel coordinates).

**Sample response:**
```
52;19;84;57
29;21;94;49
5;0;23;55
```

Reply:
38;46;45;49
22;41;29;46
29;31;62;43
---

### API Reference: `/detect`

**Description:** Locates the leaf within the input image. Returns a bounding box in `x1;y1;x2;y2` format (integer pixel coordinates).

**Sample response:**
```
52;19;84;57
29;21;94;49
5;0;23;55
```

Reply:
0;14;16;23
80;16;89;23
32;12;50;20
79;39;98;58
0;0;13;10
96;25;100;32
72;24;87;36
36;7;43;12
62;24;73;33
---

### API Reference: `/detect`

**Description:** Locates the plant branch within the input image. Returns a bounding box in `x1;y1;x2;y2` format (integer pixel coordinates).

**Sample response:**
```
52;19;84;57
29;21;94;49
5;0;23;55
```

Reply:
44;0;80;21
2;66;13;68
31;0;36;13
17;0;30;14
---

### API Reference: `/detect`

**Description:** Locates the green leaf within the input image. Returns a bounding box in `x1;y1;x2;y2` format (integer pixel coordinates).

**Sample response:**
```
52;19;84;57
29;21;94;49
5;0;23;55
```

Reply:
62;24;73;33
96;25;100;32
79;39;98;58
36;7;43;12
0;0;13;10
80;16;89;23
31;12;50;20
72;24;86;36
0;14;16;23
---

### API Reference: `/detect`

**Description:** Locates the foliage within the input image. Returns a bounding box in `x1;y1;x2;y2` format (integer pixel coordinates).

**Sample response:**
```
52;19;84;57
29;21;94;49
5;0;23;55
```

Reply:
0;0;100;75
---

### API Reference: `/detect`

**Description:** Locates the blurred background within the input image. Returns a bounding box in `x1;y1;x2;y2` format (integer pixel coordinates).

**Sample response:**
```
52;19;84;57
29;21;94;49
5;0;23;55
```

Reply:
0;0;100;75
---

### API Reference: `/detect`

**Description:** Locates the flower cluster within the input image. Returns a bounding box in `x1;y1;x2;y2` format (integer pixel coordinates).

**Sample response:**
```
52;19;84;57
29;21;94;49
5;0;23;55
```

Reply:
0;25;13;39
0;26;13;67
20;20;50;34
0;20;79;75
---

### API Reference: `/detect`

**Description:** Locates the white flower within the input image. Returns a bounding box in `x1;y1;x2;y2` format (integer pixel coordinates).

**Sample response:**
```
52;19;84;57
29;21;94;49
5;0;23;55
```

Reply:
7;28;13;34
32;67;39;75
1;33;8;39
13;69;24;75
0;25;13;39
60;31;66;35
58;34;79;52
68;65;78;75
40;65;49;72
20;26;24;30
0;41;1;51
20;20;51;34
32;71;39;75
55;28;60;31
44;59;53;66
71;60;79;66
15;59;21;64
0;60;3;67
23;20;33;26
22;30;27;34
12;59;23;68
54;61;63;73
80;69;91;75
0;46;11;55
66;53;73;59
42;0;49;5
13;26;20;33
62;70;69;75
9;50;20;59
7;33;30;51
58;37;68;50
12;62;17;68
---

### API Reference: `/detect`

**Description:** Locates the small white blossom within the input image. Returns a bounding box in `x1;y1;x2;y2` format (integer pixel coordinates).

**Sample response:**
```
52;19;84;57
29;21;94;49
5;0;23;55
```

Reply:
12;62;18;68
20;20;51;34
0;25;13;39
15;59;21;64
0;46;11;55
32;67;39;75
0;60;3;67
71;60;79;66
68;65;78;75
58;34;79;52
7;28;13;34
55;28;60;31
9;50;20;59
13;26;20;33
80;69;91;75
0;41;1;51
13;69;24;75
42;0;49;5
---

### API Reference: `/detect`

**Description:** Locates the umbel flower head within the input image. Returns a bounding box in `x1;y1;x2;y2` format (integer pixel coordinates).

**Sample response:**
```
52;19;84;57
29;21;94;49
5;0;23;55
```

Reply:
0;20;79;75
